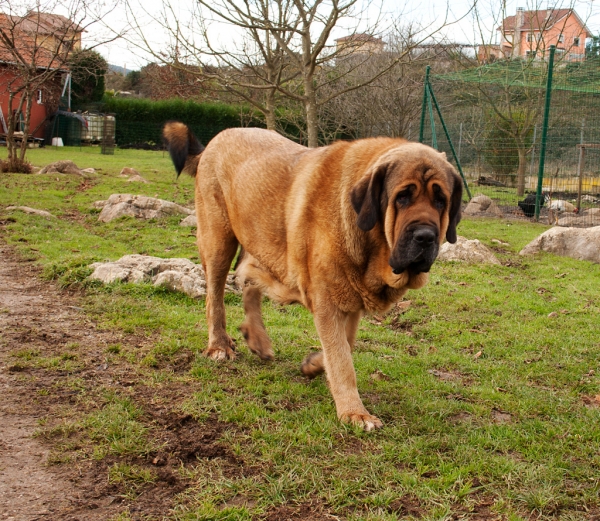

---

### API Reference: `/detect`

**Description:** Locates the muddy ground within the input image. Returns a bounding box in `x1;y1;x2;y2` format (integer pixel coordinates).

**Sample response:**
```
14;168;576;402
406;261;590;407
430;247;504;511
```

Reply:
0;240;348;521
0;242;243;521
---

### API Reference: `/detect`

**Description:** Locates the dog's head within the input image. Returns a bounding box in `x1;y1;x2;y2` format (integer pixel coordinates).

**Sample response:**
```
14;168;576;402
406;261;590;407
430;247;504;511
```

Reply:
350;143;462;288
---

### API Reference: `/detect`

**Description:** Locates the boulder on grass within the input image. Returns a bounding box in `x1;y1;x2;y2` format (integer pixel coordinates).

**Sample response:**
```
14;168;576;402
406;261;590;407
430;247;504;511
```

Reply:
89;254;240;297
5;206;55;218
127;174;148;183
119;167;141;177
180;214;197;227
438;236;501;264
463;194;503;217
519;226;600;263
97;194;193;223
39;160;82;175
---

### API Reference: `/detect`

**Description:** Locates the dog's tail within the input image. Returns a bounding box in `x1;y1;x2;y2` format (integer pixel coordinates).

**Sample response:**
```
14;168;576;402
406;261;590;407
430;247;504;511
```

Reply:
162;121;205;178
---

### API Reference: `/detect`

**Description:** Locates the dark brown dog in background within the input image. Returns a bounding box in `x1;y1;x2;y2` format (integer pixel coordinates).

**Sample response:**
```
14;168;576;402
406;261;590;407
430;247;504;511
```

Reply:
163;122;462;430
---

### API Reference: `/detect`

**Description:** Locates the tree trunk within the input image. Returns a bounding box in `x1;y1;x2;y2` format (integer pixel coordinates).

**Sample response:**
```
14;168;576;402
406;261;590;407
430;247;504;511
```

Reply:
19;91;33;161
304;76;318;148
517;147;527;197
6;92;26;166
265;89;277;131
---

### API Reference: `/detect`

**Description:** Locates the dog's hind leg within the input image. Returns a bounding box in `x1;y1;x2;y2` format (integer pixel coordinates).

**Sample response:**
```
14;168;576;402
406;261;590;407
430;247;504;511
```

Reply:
197;210;239;361
236;252;275;361
301;310;362;379
239;284;274;361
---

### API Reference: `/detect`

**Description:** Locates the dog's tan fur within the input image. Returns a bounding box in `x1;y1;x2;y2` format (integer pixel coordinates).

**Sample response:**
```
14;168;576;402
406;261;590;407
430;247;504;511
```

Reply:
164;123;462;430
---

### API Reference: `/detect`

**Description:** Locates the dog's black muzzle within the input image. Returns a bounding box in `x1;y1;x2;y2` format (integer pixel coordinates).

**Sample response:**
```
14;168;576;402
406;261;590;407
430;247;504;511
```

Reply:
389;224;439;276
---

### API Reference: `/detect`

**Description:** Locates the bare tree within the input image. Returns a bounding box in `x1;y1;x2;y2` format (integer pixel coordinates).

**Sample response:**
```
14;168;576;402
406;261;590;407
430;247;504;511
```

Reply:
315;26;428;143
126;0;466;147
0;0;120;170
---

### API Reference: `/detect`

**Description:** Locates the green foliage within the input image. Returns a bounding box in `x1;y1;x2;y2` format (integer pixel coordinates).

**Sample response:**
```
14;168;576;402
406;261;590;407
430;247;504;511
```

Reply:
68;49;108;106
100;96;264;146
122;70;141;91
482;110;534;178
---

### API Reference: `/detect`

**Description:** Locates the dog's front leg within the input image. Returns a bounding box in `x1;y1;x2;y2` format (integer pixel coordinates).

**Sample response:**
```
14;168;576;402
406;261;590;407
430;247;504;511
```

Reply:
313;303;382;431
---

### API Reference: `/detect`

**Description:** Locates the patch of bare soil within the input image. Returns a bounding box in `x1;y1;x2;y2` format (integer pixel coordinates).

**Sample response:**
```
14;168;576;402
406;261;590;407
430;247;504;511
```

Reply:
0;242;234;520
0;243;124;520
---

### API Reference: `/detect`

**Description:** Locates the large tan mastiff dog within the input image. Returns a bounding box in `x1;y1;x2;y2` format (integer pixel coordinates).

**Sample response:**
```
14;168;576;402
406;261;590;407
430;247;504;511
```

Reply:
164;123;462;430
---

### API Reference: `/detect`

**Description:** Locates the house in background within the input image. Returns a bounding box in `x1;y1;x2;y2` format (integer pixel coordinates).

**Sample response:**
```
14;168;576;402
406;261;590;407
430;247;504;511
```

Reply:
0;12;83;140
498;8;592;62
335;34;385;58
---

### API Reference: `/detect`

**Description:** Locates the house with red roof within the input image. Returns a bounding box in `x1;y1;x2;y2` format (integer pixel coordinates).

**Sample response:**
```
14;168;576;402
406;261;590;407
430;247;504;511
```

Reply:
0;11;83;140
498;8;592;62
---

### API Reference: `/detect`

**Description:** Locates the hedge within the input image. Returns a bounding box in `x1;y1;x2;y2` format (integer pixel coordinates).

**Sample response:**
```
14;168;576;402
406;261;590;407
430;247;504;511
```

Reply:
101;96;264;146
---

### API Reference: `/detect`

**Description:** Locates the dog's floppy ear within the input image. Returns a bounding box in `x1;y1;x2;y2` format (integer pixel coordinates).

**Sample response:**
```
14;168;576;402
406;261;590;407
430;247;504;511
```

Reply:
350;164;388;231
446;172;463;243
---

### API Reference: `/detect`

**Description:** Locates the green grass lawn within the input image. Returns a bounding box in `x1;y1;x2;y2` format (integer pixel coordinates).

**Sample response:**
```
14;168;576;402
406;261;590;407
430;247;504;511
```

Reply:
2;147;600;520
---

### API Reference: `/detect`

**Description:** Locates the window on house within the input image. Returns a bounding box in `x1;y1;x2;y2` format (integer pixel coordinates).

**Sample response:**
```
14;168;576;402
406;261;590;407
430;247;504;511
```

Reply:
558;34;564;43
574;37;580;46
527;33;533;42
526;50;536;58
36;90;43;104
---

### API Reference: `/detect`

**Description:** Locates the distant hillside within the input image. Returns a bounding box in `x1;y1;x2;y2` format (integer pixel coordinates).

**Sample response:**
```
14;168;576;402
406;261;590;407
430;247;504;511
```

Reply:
108;64;137;76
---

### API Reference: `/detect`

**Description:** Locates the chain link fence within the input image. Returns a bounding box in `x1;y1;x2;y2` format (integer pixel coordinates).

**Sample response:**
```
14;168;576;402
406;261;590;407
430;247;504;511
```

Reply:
422;50;600;227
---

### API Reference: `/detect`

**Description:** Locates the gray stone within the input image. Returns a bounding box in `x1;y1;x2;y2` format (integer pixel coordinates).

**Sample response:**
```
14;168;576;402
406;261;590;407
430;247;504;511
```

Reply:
154;271;206;298
180;214;197;227
463;194;503;217
556;213;600;227
438;236;501;264
119;167;141;177
39;160;82;175
127;174;148;183
5;206;55;218
519;226;600;263
89;254;241;298
97;194;193;223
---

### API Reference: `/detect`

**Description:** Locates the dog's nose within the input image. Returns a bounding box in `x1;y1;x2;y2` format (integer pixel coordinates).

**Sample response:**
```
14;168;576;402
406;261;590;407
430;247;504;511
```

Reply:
412;227;436;246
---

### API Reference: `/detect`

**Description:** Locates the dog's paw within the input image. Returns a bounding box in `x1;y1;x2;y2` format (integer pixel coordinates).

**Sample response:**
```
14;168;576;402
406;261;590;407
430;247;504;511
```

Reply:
203;345;236;361
340;412;383;431
239;323;274;361
300;351;324;378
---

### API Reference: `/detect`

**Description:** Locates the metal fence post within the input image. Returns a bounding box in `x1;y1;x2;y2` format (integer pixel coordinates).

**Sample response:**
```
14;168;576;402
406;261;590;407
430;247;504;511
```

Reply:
419;66;430;144
534;45;556;221
427;83;472;200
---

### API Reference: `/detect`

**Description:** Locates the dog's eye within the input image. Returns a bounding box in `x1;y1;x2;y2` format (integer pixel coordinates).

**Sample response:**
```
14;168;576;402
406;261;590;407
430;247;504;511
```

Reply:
396;190;412;207
432;184;446;210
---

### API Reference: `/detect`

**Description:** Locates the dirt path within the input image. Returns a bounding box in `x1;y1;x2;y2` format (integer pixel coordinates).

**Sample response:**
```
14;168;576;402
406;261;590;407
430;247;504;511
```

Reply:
0;244;122;520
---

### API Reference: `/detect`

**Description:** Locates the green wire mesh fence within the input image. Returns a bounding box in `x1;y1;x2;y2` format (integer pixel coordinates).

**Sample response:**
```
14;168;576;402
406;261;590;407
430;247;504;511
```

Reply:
421;49;600;227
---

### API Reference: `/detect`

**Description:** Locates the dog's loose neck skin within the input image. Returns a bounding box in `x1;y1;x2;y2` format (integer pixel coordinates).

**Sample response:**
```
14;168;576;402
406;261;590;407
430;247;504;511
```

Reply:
341;218;429;314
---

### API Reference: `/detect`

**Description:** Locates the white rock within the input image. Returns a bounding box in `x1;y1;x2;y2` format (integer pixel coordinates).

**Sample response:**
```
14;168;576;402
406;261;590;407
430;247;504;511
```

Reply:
154;271;206;298
519;226;600;263
463;194;503;217
5;206;55;218
180;214;197;227
39;160;81;175
438;236;501;264
556;213;600;227
97;194;193;223
127;174;148;183
119;167;141;177
89;254;241;298
88;264;131;283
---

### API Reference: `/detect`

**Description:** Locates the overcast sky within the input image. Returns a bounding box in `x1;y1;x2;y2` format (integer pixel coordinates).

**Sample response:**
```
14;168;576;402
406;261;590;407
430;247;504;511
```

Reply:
88;0;600;71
